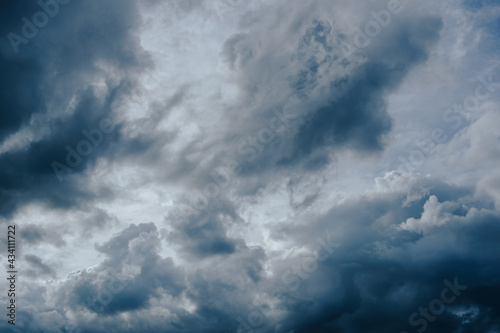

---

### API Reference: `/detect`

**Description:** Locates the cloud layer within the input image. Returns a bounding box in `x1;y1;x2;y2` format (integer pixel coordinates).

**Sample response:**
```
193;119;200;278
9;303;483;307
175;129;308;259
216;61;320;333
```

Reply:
0;0;499;332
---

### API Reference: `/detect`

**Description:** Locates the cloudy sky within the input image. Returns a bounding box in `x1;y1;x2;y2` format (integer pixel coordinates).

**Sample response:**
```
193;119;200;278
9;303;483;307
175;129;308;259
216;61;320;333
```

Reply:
0;0;499;332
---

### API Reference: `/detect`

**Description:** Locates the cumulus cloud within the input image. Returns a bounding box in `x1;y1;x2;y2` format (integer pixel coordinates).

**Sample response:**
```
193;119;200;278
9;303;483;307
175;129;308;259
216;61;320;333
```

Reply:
399;195;458;232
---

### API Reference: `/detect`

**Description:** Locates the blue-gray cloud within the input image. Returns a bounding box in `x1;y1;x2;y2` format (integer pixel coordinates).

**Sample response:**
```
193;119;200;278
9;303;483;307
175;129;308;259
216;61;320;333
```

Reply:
1;0;499;332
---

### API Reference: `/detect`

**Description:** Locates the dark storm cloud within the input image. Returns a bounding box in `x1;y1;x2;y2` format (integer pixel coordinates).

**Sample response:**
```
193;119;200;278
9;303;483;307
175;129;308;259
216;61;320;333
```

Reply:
287;12;440;164
52;223;185;316
157;7;444;220
56;0;446;204
209;8;443;188
167;197;248;258
0;0;50;141
289;15;441;168
1;1;498;333
45;220;266;332
0;91;120;216
12;180;500;331
0;0;154;218
254;174;500;333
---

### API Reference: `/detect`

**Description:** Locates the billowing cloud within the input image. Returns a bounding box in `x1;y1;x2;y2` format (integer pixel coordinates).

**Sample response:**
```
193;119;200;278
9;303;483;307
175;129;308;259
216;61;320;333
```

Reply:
0;0;499;332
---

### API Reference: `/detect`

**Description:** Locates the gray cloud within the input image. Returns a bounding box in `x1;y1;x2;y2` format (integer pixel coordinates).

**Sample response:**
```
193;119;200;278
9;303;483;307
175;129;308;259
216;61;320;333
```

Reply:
24;254;56;278
20;224;66;247
1;0;499;332
0;0;153;218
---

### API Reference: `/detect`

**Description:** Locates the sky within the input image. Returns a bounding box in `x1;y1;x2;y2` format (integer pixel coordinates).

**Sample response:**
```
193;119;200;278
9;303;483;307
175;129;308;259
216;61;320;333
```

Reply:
0;0;499;332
